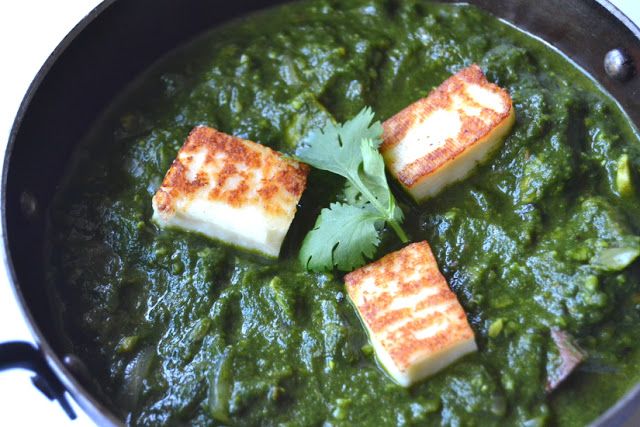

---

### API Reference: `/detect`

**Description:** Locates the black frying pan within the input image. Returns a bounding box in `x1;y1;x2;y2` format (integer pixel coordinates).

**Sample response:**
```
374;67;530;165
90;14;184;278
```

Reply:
1;0;639;425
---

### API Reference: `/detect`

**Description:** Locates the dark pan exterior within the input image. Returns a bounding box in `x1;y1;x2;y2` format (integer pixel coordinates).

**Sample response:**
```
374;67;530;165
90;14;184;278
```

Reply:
2;0;638;425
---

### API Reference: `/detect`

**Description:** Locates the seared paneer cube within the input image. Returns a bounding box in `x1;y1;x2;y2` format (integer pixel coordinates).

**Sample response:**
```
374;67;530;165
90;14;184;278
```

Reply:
381;64;515;202
152;126;309;257
345;241;476;387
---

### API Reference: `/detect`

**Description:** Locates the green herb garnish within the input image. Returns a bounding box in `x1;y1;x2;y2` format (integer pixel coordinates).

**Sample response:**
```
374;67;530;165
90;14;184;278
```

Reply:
297;107;408;272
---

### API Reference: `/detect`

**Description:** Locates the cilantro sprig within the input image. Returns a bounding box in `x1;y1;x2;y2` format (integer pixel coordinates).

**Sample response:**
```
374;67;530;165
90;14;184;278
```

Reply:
297;107;408;272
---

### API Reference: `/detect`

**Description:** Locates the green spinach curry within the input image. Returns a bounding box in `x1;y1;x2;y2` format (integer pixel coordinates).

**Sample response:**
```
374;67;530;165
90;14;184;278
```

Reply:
46;0;640;425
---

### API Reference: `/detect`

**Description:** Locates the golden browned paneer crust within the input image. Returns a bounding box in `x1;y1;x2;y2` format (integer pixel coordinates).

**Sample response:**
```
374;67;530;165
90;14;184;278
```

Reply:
153;126;309;220
381;64;514;188
345;241;475;374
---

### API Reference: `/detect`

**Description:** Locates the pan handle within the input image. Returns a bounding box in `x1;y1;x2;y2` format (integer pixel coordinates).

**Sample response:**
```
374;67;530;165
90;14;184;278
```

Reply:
0;341;76;419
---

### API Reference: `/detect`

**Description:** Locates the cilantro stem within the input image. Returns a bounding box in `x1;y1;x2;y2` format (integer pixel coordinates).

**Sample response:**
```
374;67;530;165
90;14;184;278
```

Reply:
389;219;409;243
350;173;409;244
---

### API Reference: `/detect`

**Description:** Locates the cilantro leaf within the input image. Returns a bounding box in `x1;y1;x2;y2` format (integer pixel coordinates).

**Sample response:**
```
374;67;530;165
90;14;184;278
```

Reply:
296;107;382;178
297;107;408;272
342;180;366;206
359;138;403;224
299;203;383;271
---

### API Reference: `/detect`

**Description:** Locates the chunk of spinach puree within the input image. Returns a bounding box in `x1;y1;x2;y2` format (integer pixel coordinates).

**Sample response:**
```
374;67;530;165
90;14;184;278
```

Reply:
46;0;640;425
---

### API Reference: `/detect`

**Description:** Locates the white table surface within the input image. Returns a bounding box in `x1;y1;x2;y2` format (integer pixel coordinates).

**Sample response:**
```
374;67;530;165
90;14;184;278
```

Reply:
1;1;640;425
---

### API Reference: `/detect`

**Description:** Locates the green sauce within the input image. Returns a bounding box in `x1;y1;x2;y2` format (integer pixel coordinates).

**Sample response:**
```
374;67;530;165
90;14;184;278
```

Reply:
45;0;640;425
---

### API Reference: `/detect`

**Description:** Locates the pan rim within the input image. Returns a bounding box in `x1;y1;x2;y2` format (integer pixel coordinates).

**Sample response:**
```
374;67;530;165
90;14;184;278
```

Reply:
1;0;125;424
